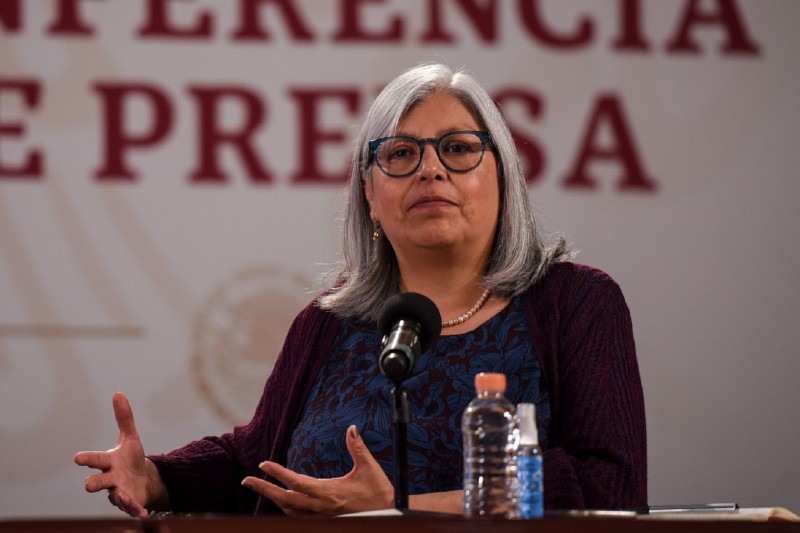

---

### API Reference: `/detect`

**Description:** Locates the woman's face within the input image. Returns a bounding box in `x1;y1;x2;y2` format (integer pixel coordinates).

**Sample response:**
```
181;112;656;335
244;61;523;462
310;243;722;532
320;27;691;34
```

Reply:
364;92;500;262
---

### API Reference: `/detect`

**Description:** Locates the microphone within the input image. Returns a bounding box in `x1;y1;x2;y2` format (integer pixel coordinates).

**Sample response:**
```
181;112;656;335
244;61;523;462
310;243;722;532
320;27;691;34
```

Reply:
377;292;442;383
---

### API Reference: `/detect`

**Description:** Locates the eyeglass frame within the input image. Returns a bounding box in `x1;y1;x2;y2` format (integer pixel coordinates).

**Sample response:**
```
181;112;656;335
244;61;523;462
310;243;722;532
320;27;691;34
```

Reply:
365;130;493;178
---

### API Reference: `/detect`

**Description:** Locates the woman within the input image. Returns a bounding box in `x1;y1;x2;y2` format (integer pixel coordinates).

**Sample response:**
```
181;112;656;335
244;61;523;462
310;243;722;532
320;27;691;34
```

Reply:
75;63;647;517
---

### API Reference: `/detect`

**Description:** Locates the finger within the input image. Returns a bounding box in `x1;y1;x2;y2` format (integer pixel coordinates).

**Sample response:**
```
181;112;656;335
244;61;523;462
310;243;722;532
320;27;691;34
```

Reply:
74;451;112;470
343;425;394;509
112;391;140;441
344;425;372;469
259;461;320;494
108;489;149;519
242;477;317;515
84;471;117;493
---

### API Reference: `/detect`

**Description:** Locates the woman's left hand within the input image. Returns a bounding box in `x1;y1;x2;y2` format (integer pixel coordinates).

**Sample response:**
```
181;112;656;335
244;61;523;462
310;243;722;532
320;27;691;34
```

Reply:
242;425;394;516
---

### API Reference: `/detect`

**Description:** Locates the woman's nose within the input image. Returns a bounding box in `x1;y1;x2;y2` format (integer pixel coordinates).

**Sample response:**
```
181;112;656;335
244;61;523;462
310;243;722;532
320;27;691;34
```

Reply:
416;142;446;180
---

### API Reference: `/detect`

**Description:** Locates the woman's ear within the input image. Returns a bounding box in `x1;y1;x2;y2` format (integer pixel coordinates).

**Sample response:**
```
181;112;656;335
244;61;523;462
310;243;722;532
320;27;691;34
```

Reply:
363;175;376;219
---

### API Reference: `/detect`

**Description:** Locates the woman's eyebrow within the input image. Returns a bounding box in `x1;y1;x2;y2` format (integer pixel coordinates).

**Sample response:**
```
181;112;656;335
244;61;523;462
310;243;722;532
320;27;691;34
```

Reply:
393;125;479;138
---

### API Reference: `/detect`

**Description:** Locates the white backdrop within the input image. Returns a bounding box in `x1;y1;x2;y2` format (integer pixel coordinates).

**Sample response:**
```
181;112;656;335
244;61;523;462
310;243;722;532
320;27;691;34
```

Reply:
1;0;798;518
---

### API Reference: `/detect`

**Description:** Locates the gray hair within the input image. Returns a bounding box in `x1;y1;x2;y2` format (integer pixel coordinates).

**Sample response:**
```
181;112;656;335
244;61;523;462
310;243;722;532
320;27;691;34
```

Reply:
319;63;570;321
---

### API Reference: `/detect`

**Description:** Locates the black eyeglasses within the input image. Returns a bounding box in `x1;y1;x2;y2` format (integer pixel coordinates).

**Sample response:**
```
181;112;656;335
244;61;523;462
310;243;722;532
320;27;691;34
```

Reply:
367;130;492;178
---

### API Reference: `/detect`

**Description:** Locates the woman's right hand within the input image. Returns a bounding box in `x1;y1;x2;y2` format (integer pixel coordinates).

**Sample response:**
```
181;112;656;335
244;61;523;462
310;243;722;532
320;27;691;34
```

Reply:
74;391;165;518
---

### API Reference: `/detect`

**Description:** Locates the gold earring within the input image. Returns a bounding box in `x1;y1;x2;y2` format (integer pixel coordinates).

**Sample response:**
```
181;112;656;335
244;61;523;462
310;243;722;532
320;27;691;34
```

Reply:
372;221;382;241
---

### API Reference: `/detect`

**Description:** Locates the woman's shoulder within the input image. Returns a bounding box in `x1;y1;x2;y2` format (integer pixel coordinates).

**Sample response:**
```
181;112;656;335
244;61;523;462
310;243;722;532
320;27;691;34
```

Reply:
284;293;342;337
538;261;621;291
527;261;627;311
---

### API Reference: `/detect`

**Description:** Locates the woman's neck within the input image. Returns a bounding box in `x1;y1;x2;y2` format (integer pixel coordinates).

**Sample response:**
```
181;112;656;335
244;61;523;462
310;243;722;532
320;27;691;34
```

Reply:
395;246;492;325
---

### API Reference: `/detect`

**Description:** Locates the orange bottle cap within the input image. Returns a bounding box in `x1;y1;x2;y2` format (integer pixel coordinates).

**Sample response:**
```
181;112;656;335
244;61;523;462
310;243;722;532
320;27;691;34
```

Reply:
474;372;506;393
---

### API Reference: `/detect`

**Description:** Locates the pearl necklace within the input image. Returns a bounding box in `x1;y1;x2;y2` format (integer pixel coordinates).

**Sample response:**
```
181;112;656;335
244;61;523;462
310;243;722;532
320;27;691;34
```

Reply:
442;289;491;328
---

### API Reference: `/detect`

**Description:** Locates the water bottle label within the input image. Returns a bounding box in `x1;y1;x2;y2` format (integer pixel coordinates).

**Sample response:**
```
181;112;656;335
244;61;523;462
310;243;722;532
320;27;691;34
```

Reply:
517;455;543;519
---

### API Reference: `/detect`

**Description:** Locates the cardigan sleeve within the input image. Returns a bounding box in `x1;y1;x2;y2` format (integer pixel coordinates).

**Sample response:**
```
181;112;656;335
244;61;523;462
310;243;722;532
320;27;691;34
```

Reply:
534;265;647;510
148;300;340;514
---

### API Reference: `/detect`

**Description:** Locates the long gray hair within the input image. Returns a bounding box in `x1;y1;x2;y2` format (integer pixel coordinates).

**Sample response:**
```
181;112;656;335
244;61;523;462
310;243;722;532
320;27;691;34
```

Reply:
319;63;570;321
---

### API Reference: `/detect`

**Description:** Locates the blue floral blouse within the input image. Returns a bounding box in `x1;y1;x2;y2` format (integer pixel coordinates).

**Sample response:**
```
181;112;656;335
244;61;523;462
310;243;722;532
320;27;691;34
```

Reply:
286;295;550;494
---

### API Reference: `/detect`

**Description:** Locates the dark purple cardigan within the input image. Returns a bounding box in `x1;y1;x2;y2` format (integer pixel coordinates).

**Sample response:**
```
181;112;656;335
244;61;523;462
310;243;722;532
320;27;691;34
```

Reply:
149;262;647;513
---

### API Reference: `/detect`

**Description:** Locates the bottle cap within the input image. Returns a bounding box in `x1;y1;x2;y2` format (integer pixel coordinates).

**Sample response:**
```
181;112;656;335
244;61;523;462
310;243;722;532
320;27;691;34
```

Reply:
517;402;539;445
474;372;506;393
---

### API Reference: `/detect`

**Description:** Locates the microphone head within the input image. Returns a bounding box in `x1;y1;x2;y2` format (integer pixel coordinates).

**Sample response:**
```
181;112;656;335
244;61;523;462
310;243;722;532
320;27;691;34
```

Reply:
378;292;442;352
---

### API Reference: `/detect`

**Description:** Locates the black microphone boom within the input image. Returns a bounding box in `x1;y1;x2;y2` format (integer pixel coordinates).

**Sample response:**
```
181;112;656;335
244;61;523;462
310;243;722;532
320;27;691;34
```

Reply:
377;292;442;384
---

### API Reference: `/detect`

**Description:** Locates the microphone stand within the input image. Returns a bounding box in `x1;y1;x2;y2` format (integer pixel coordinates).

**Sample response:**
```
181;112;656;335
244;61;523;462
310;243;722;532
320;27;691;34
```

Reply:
377;293;442;514
390;384;410;511
391;382;444;516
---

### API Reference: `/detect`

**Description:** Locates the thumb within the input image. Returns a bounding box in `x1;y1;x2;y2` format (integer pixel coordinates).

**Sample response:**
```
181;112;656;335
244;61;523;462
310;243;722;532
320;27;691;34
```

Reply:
112;391;140;442
343;424;394;508
344;425;370;466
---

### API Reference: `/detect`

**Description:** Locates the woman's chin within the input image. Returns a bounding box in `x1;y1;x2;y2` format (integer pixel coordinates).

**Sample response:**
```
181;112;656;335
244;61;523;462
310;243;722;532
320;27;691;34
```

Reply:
408;233;461;251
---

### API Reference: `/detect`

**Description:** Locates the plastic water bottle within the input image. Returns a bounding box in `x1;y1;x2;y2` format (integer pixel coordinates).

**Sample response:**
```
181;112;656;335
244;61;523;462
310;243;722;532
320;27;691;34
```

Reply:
516;403;544;519
462;372;518;518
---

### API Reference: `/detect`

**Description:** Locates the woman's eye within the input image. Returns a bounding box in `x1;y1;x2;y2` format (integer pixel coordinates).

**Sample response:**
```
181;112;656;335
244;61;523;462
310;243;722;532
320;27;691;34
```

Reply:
445;143;468;153
443;142;474;154
384;143;416;161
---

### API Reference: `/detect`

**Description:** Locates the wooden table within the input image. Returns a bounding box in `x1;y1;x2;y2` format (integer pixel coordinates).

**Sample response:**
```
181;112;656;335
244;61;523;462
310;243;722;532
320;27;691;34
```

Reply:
2;514;799;533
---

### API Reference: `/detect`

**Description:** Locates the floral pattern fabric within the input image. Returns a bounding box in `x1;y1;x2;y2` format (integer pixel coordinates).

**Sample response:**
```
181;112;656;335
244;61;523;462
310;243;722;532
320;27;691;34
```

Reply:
287;295;550;494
